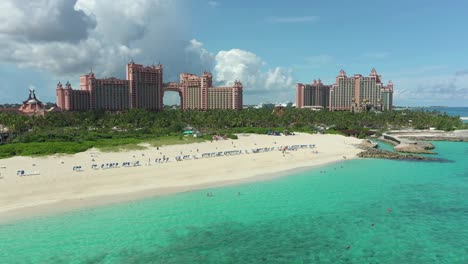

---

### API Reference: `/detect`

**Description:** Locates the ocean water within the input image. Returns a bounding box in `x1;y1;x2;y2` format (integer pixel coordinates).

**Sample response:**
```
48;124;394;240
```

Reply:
431;107;468;118
1;141;467;263
415;107;468;123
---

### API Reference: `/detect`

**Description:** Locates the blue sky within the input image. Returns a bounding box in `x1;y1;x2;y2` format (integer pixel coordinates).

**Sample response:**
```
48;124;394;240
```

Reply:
0;0;467;106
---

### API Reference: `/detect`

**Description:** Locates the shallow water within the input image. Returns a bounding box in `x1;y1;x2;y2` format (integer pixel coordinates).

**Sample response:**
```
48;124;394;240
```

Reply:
373;139;395;152
0;141;467;263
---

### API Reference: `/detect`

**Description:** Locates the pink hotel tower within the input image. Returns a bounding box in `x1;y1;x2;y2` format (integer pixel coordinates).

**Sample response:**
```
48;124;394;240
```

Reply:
56;61;243;111
296;68;393;112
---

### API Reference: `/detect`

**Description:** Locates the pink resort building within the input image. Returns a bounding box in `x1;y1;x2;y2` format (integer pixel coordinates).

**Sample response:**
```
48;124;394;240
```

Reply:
296;79;330;110
56;61;243;111
164;72;243;111
296;68;393;112
57;61;163;111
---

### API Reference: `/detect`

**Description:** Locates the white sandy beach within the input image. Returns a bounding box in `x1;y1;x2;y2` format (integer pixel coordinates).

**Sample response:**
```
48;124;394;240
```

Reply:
0;133;361;222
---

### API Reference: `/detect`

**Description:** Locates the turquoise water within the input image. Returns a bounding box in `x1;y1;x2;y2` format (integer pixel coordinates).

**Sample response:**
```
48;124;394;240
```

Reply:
373;139;395;152
1;142;468;263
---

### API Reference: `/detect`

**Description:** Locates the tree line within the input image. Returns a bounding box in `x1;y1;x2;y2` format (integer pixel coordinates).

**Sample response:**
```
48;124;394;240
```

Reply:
0;108;463;144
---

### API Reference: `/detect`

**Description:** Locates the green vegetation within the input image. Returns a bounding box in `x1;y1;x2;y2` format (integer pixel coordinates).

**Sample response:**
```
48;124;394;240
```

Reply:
0;108;463;159
0;135;209;159
226;134;239;140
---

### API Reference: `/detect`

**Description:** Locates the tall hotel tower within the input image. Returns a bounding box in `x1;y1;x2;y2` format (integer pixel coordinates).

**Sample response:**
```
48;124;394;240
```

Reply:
57;61;163;111
296;68;393;111
296;79;330;109
127;62;164;110
165;72;243;111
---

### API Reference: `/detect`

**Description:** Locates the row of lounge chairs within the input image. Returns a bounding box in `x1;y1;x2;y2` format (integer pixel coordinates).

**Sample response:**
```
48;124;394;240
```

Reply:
15;144;318;176
122;161;141;167
102;163;120;169
251;147;276;153
89;161;141;170
202;151;230;158
155;157;170;163
17;170;40;177
72;166;83;171
176;155;192;161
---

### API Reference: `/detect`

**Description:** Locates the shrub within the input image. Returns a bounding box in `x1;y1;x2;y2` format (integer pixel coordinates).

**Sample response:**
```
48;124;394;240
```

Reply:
226;134;238;140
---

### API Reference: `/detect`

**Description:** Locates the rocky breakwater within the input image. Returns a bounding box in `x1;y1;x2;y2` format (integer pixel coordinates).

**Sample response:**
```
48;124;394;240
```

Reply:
394;141;436;154
359;139;378;148
357;147;447;162
381;133;436;154
387;129;468;142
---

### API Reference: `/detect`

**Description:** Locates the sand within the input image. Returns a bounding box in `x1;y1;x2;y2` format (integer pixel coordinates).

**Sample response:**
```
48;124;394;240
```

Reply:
0;133;362;222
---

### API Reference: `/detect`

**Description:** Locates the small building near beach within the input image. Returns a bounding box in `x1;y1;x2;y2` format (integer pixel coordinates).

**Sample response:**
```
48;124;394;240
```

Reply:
19;89;46;116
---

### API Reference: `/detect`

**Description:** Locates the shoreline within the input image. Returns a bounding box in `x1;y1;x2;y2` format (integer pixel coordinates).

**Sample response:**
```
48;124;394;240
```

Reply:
0;159;349;225
0;133;362;224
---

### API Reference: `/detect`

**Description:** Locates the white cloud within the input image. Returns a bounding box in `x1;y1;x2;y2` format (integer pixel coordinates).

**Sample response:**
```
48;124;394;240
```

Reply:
392;72;468;106
214;49;264;87
0;0;96;42
265;68;294;90
0;0;194;79
0;0;295;104
214;48;294;103
184;39;215;73
267;16;319;24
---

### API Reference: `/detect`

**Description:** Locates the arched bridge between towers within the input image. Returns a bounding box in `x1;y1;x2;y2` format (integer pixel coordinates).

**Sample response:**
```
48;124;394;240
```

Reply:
162;82;184;107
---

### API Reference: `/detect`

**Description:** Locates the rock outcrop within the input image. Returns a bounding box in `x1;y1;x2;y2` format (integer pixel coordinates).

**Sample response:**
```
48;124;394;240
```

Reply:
357;148;444;162
394;142;436;154
359;139;378;148
382;133;436;154
414;141;435;149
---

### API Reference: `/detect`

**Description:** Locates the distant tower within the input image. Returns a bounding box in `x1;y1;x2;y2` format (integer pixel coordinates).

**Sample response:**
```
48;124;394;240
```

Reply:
56;81;65;109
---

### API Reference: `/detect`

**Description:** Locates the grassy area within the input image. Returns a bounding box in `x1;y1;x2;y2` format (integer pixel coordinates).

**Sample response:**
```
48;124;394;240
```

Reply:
0;135;209;159
0;141;91;159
